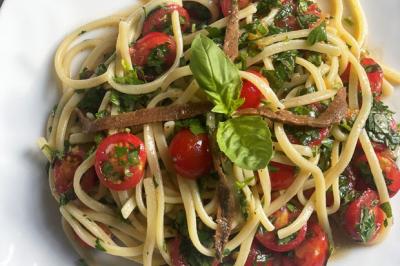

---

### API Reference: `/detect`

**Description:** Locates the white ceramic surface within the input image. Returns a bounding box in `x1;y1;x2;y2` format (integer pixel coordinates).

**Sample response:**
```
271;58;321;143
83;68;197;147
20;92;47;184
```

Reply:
0;0;399;265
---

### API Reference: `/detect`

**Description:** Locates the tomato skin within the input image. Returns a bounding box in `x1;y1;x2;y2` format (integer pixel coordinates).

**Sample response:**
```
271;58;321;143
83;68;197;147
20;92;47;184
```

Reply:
256;206;307;252
244;241;276;266
142;4;190;35
170;237;188;266
220;0;251;17
54;149;98;194
238;70;265;110
343;189;385;243
95;133;147;191
130;32;176;67
269;162;296;190
341;58;383;99
361;58;383;99
293;223;329;266
169;129;213;179
353;152;400;197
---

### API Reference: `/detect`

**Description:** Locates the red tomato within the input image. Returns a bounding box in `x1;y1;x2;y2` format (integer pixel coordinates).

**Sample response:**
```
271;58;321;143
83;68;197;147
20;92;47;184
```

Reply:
353;152;400;197
361;58;383;99
169;129;213;179
341;58;383;99
142;4;190;35
94;133;146;191
343;189;385;243
170;237;188;266
293;223;329;266
130;32;176;67
54;149;98;194
275;0;299;30
244;241;276;266
269;162;296;190
256;206;307;252
238;70;265;110
220;0;251;17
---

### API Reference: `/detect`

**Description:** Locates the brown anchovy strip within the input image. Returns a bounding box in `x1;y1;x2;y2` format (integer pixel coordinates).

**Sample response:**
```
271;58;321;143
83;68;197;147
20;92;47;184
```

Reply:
236;88;348;128
75;102;213;133
223;0;240;60
209;134;235;262
213;0;241;260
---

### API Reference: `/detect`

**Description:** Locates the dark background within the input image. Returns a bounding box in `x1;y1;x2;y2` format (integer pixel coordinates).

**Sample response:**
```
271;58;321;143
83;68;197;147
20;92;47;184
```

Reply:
0;0;3;7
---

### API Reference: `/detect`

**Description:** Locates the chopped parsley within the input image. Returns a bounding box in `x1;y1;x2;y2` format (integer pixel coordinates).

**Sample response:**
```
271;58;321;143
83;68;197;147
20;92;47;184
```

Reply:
338;173;357;205
235;176;255;190
174;211;214;266
317;138;334;171
277;232;297;245
307;22;327;45
380;202;392;218
205;27;225;46
261;50;298;92
356;206;376;243
77;86;107;114
365;100;400;151
95;238;106;251
59;190;76;206
256;0;281;16
109;90;154;112
146;43;171;75
343;17;354;26
175;118;207;135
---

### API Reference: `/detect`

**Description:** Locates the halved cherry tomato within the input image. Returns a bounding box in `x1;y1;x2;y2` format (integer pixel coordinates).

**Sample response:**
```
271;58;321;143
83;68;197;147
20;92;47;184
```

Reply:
94;133;146;191
142;4;190;35
244;240;277;266
361;58;383;99
238;70;265;110
341;58;383;99
342;189;385;243
256;205;307;252
54;149;98;194
293;222;329;266
170;237;188;266
269;162;296;190
353;152;400;197
169;129;212;179
220;0;251;17
130;32;176;67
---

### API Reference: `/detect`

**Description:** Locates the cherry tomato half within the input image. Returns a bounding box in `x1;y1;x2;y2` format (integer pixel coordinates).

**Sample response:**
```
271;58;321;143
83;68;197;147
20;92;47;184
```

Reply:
170;237;188;266
169;129;213;179
238;70;265;110
220;0;251;17
343;189;385;243
361;58;383;99
54;149;98;194
244;240;277;266
95;133;146;191
294;222;329;266
130;32;176;67
353;152;400;197
268;162;296;190
341;58;383;99
256;205;307;252
142;4;190;35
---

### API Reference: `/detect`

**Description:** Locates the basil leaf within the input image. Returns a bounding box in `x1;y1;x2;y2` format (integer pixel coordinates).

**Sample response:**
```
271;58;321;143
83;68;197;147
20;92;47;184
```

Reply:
216;116;273;170
307;22;327;45
189;35;243;115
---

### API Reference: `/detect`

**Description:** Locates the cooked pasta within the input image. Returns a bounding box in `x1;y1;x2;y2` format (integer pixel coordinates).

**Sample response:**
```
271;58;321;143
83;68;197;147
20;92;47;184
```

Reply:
38;0;400;265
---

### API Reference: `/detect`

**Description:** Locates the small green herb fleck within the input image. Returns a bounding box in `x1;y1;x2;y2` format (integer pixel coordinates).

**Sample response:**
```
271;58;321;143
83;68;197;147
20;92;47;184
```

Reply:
356;206;376;243
380;202;392;218
95;238;106;251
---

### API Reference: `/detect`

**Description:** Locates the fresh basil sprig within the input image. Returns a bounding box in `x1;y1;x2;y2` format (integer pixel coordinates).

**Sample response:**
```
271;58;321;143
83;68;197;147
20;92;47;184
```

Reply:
217;116;273;170
190;35;273;170
189;35;244;115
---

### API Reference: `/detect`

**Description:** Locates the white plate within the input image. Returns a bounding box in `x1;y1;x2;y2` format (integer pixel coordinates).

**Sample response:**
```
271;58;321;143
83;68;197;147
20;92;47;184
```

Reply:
0;0;399;265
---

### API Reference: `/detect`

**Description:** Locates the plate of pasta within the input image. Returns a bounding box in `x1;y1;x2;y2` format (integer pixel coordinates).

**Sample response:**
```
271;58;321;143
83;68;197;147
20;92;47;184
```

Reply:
1;0;400;265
